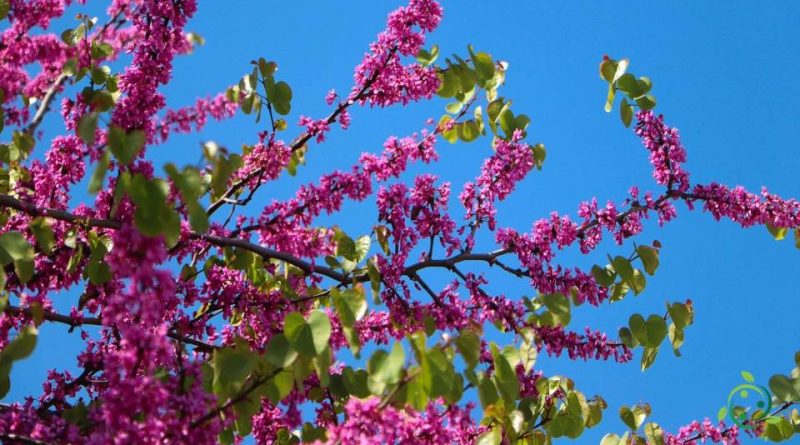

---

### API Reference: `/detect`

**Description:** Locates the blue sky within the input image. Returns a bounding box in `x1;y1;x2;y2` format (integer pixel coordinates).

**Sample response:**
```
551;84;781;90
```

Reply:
8;1;800;443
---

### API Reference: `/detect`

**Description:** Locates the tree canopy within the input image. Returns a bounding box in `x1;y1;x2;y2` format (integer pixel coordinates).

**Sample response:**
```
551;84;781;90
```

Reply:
0;0;798;444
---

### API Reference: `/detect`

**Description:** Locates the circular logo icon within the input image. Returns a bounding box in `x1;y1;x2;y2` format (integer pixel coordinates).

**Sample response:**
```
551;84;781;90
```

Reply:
726;383;772;429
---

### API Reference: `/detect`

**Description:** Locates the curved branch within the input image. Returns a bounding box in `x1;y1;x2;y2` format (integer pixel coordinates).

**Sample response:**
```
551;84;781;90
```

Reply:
2;304;216;352
23;74;69;136
205;47;399;216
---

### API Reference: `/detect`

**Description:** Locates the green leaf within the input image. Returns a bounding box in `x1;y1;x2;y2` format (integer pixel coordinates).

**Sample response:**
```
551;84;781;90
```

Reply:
644;422;664;445
636;246;659;275
610;281;630;302
763;416;794;441
256;58;277;77
332;288;367;325
437;68;458;98
636;94;657;111
668;323;685;356
421;347;457;402
769;374;800;402
438;115;458;143
2;325;37;361
264;369;295;404
620;99;634;127
127;174;180;244
592;265;616;287
268;80;292;115
88;150;111;194
11;131;34;160
313;346;332;387
599;58;617;82
85;233;111;285
342;367;370;398
444;102;462;114
457;120;480;142
416;45;439;66
600;433;621;445
645;315;667;347
0;232;35;283
539;293;571;327
629;269;646;295
641;346;659;371
768;224;788;240
354;235;371;263
668;303;691;329
0;0;9;21
335;232;356;261
264;333;298;368
77;112;98;146
108;126;145;166
368;342;405;393
301;423;327;443
0;375;9;399
616;74;640;96
604;84;616;113
367;258;381;303
619;327;637;348
468;45;495;80
619;406;637;430
532;143;546;169
476;373;498;408
283;311;331;358
476;427;501;445
455;329;481;369
29;218;55;254
374;225;390;255
165;164;208;233
209;153;243;201
613;58;630;82
332;288;367;356
63;401;90;427
629;314;647;345
491;344;520;402
212;345;257;396
240;93;255;114
612;256;634;282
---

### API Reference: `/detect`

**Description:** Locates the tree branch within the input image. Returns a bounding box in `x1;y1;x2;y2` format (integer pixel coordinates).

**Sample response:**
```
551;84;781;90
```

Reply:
205;47;399;217
190;367;283;428
3;304;216;352
23;74;69;136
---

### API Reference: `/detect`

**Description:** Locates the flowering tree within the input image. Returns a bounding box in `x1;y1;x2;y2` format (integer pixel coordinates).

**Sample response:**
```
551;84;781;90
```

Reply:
0;0;798;444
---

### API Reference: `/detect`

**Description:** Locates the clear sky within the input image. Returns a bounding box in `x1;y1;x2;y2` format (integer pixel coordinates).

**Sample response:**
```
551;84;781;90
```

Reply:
8;1;800;443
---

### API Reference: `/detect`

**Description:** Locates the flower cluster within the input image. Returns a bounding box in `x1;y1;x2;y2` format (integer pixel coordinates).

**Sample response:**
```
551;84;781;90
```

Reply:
318;397;482;444
155;92;238;143
461;131;535;234
692;183;800;229
1;0;799;444
635;110;691;192
664;419;741;445
298;115;331;143
351;0;442;106
111;0;197;137
533;325;633;363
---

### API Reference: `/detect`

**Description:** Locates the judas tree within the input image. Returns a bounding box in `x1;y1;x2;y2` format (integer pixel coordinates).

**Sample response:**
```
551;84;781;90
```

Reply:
0;0;798;444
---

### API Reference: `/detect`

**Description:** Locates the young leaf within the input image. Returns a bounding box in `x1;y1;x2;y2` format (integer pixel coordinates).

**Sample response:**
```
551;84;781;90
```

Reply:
77;113;99;146
88;150;111;194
